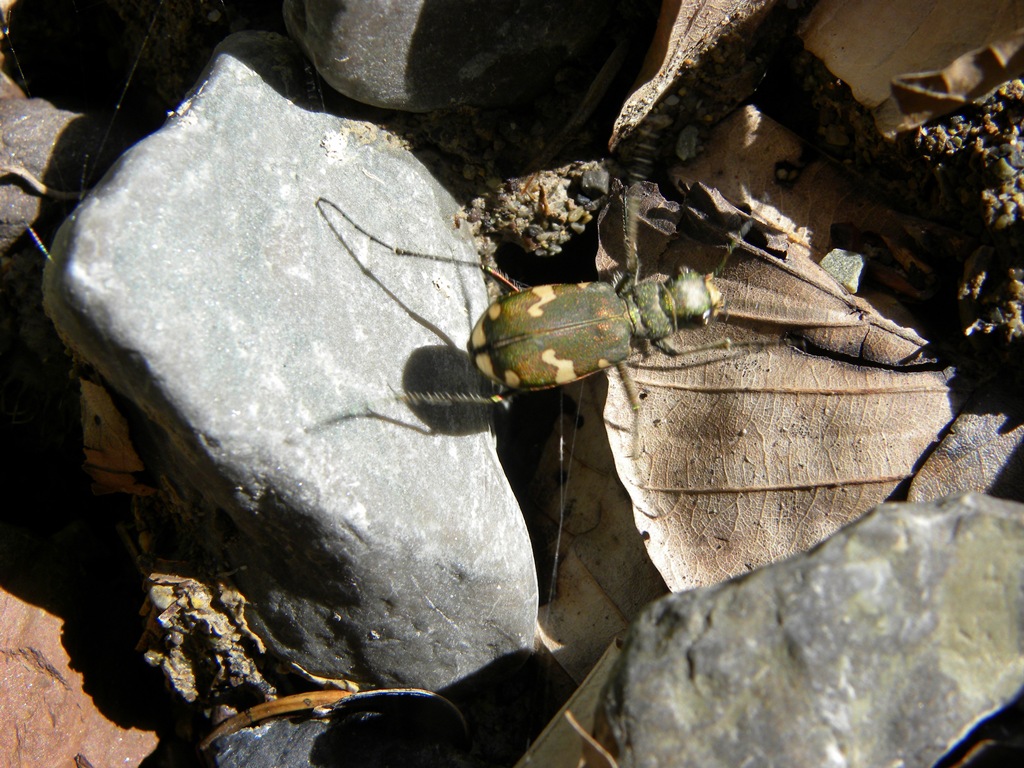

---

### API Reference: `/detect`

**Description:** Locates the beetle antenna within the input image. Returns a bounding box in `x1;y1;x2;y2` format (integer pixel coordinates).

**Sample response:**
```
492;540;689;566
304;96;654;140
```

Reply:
27;227;52;260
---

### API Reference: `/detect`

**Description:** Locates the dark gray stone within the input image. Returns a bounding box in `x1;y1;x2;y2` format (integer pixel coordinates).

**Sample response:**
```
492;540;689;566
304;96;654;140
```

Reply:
207;716;488;768
43;32;537;692
598;493;1024;768
207;689;485;768
283;0;612;111
1;100;130;402
0;98;132;253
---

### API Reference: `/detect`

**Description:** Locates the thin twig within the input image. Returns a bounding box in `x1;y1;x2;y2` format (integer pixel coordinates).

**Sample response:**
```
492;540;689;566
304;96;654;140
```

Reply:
0;163;83;201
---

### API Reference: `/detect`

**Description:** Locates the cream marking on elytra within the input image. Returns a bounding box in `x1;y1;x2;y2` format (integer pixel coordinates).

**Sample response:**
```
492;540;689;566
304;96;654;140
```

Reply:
541;348;577;383
504;370;521;387
470;321;488;349
475;353;496;380
527;285;558;317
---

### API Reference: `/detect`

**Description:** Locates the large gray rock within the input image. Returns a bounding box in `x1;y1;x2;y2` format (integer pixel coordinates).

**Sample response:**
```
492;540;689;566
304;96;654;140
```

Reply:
597;493;1024;767
43;32;537;692
283;0;612;111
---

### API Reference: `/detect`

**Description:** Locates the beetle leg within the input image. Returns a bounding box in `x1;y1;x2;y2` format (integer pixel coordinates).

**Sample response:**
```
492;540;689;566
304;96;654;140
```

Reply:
653;336;681;355
481;264;526;292
615;361;641;411
398;389;509;407
622;185;641;280
654;335;735;356
613;270;633;293
615;362;644;457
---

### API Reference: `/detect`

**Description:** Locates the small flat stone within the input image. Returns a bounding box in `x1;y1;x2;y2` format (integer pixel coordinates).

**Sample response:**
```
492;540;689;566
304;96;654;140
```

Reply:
820;247;866;293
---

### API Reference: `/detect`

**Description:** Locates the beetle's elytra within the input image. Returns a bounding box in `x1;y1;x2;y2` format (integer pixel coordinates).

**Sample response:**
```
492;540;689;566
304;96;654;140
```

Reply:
469;268;722;390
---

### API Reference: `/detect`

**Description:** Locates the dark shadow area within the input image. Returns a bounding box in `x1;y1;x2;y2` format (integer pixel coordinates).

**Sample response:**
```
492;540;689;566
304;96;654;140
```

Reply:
207;703;476;768
404;0;612;111
493;387;567;532
912;373;1024;503
1;6;219;761
493;216;600;287
0;350;186;755
5;0;283;125
0;227;176;756
277;5;650;208
5;0;143;114
443;651;560;767
401;345;499;435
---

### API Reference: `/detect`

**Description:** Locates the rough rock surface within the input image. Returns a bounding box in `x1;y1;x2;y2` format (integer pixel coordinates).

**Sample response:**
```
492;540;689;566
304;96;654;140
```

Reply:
597;493;1024;768
283;0;612;111
43;32;537;692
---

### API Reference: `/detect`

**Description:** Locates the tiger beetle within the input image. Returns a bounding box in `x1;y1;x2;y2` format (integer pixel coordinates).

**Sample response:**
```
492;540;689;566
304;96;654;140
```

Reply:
362;183;744;417
469;269;722;394
467;183;730;407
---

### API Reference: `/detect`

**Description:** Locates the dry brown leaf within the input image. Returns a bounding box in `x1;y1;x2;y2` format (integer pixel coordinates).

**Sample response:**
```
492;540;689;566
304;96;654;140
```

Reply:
909;378;1024;502
610;0;778;151
605;333;958;591
530;376;665;684
80;379;156;496
598;107;983;589
597;181;964;590
889;29;1024;133
801;0;1024;136
566;709;618;768
674;182;934;366
670;106;974;284
512;640;622;768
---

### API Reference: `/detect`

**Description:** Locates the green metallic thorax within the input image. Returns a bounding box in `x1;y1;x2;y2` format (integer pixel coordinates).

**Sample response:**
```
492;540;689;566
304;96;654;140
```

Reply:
627;269;718;340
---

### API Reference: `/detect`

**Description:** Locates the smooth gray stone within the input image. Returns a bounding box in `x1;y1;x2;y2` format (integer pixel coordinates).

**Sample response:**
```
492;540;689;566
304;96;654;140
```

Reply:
43;31;537;692
598;493;1024;768
283;0;611;111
